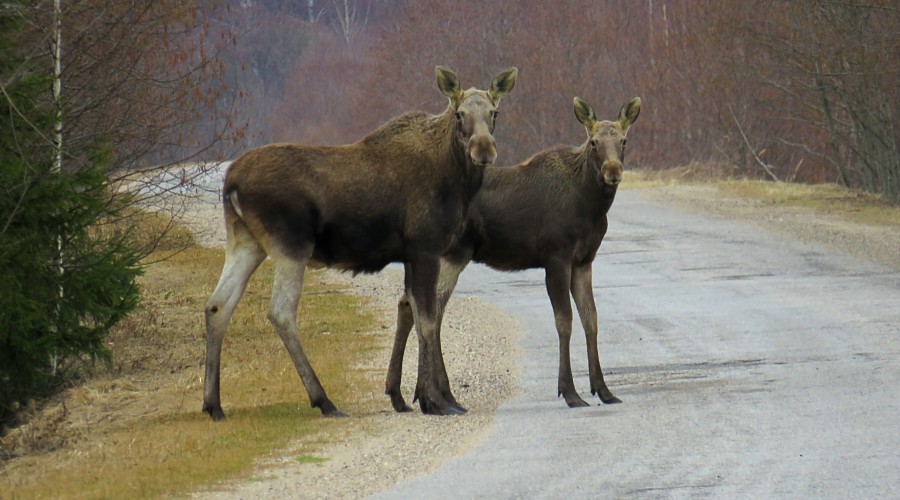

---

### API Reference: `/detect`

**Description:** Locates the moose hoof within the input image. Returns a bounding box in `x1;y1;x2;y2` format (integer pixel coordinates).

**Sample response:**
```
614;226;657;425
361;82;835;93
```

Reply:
388;392;414;413
444;398;468;414
203;403;226;421
435;404;466;416
316;399;348;418
444;394;467;414
594;388;622;404
419;398;466;416
561;392;590;408
450;404;468;414
395;403;414;413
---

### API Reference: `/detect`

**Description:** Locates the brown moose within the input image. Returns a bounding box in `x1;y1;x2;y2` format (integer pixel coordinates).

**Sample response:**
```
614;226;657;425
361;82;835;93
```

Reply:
203;66;518;419
386;96;641;411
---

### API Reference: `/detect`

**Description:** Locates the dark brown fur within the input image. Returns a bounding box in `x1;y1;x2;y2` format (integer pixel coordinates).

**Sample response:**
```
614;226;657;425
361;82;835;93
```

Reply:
386;97;641;411
202;67;517;420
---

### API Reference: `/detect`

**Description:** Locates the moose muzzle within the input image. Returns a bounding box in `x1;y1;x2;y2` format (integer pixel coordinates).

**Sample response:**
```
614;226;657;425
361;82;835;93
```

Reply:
602;160;623;186
468;133;498;167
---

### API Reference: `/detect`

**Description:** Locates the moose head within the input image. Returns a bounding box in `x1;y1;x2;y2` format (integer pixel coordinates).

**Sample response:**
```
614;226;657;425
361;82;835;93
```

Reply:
437;66;518;168
574;96;641;186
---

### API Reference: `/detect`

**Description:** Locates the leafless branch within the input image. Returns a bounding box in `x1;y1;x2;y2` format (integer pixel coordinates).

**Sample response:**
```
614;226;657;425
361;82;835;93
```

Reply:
727;104;780;182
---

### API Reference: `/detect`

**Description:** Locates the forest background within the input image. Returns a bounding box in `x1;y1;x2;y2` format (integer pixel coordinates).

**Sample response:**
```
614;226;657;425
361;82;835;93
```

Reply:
223;0;900;202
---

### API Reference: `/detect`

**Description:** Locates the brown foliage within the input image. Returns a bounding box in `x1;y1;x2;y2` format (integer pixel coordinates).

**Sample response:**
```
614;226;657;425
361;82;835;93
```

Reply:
226;0;899;201
20;1;245;173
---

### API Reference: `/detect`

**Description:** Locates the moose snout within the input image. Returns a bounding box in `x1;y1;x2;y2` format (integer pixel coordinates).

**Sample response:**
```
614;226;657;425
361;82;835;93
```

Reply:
602;162;623;185
468;134;497;167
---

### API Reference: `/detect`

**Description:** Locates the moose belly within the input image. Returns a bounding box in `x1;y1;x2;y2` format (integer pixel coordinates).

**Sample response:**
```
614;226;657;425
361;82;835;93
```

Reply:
472;239;544;271
312;214;405;274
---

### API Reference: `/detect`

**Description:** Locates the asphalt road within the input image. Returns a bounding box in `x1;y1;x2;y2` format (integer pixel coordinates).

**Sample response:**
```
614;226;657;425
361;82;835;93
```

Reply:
373;190;900;499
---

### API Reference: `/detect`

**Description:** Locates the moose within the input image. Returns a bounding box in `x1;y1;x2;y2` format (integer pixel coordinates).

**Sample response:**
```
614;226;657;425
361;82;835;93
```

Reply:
202;66;518;419
386;96;641;411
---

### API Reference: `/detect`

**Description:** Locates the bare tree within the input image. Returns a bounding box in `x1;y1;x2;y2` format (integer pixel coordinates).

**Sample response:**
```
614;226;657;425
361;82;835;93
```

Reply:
330;0;370;46
5;0;247;260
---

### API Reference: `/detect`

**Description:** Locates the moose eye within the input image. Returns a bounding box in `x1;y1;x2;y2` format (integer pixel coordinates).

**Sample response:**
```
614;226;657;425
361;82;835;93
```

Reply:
455;111;463;122
590;139;599;150
622;138;627;148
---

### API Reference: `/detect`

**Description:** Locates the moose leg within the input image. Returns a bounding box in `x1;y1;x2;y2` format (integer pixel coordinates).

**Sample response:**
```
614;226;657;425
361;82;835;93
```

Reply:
269;254;346;417
571;263;621;404
433;259;467;411
203;232;266;420
385;291;415;412
407;258;462;415
386;258;465;413
545;261;590;408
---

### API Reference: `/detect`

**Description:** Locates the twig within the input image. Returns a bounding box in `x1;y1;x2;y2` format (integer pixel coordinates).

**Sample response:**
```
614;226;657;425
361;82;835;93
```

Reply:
727;104;780;182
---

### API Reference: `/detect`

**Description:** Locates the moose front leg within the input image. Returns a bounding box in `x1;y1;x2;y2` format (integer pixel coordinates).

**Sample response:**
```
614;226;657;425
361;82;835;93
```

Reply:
545;261;590;408
571;263;621;404
432;258;467;411
387;258;466;413
407;258;464;415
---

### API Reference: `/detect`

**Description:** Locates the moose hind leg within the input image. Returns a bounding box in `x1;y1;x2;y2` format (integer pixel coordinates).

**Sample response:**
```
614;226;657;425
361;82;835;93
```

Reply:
386;292;415;412
571;263;620;404
203;238;266;420
269;254;345;417
545;261;589;408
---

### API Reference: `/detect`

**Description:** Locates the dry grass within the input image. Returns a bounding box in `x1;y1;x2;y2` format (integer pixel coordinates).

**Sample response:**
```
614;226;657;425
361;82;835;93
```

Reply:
714;180;899;226
624;162;739;188
0;245;385;498
627;165;900;226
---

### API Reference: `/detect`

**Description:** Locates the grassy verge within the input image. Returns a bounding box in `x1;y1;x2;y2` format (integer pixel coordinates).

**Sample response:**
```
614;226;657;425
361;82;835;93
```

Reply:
626;167;900;227
1;244;384;498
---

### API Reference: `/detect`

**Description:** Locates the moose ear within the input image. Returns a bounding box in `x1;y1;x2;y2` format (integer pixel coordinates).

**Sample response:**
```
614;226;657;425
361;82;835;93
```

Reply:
488;67;518;105
573;97;596;137
436;66;463;104
618;97;641;133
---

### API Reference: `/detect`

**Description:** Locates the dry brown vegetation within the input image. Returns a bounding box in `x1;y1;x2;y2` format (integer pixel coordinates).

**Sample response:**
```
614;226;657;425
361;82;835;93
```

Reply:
629;167;900;226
